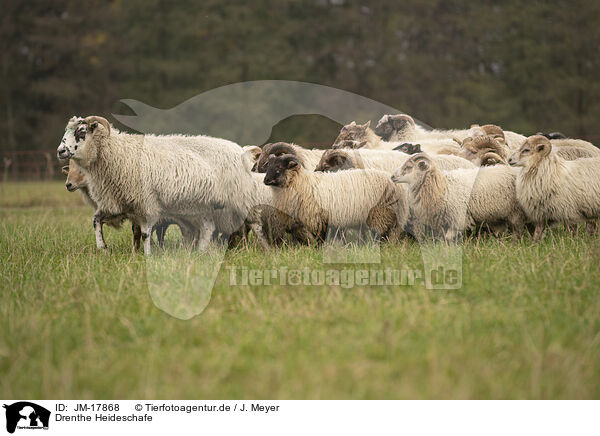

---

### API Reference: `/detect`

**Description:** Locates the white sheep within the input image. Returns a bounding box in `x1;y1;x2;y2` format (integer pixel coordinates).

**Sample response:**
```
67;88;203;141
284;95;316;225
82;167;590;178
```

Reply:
61;161;199;249
263;153;408;243
508;135;600;240
315;148;475;174
57;115;265;254
392;154;526;241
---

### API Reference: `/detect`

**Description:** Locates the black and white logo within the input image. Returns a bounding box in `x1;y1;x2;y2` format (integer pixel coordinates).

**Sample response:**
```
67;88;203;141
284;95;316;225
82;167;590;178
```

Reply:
3;402;50;434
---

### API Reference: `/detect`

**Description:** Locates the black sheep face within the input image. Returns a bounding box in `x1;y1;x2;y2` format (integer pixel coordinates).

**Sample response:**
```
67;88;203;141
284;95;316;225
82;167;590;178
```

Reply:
264;154;300;187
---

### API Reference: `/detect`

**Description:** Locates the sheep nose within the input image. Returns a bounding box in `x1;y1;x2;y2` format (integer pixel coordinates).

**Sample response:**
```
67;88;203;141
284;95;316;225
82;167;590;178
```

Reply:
65;182;74;191
57;145;70;159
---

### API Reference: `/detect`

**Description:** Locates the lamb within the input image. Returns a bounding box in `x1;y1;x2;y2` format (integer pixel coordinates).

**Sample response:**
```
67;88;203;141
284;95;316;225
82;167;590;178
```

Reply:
57;115;265;254
263;153;408;243
392;154;526;241
508;135;600;240
61;161;197;249
332;120;463;156
61;161;129;248
255;142;324;172
314;148;475;174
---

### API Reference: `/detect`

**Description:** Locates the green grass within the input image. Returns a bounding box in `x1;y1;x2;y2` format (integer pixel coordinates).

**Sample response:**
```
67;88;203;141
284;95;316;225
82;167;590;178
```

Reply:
1;182;599;399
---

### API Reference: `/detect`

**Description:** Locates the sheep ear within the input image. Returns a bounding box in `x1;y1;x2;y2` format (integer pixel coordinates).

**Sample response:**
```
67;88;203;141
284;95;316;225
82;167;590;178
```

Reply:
89;121;99;132
61;165;69;175
287;159;299;169
418;160;430;171
363;120;371;128
241;150;256;173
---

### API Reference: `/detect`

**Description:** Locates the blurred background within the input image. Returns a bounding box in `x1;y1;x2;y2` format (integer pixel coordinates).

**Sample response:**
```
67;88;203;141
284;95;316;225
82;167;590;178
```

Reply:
1;0;599;179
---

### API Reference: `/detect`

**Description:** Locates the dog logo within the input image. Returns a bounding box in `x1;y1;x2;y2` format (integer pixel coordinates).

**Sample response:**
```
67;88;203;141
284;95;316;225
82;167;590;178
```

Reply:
3;402;50;433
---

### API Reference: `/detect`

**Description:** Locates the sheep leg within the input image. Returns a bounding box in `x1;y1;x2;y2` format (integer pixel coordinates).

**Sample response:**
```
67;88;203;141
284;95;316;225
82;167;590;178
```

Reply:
248;221;270;250
93;213;108;251
155;222;168;247
132;223;142;251
179;222;197;247
566;222;579;235
197;218;216;251
141;223;154;255
532;224;546;242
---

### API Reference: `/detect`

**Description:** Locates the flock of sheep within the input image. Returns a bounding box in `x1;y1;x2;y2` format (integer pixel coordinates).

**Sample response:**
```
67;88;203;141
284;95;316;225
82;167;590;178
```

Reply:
56;114;600;254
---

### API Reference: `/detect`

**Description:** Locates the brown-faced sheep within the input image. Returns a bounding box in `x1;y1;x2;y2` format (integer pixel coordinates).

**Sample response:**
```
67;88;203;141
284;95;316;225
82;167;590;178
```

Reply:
392;154;526;241
508;135;600;240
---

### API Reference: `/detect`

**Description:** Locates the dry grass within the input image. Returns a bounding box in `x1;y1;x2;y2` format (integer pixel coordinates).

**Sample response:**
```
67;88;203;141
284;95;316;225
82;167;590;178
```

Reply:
1;182;599;399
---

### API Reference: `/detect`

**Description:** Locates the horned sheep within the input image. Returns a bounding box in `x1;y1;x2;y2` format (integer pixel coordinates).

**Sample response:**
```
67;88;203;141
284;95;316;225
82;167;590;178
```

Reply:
255;142;324;172
57;115;267;254
263;154;408;243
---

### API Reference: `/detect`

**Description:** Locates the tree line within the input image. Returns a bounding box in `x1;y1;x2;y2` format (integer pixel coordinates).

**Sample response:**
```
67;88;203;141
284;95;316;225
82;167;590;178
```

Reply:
2;0;599;152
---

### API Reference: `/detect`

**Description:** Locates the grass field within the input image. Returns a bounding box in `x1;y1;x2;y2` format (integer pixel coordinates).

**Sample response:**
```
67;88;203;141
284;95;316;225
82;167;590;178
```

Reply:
1;181;599;399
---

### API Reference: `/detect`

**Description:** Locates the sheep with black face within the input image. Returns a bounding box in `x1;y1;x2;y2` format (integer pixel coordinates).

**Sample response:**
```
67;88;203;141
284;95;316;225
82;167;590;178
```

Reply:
255;142;324;172
264;153;408;243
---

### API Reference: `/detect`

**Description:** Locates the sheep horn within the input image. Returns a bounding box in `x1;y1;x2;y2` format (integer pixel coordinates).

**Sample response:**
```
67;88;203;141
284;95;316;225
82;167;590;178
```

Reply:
84;116;110;135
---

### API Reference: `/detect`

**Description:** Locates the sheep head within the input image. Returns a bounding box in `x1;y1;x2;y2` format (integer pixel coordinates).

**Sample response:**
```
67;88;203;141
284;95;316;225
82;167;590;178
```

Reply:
508;135;552;168
374;114;416;141
393;142;422;155
536;131;567;140
241;145;262;172
256;142;297;173
392;153;433;185
480;124;506;145
332;121;370;149
460;135;508;165
264;153;300;187
64;163;87;192
57;115;111;163
314;149;353;172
